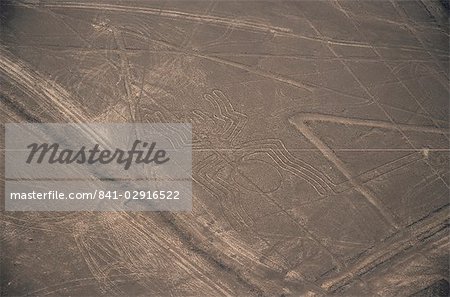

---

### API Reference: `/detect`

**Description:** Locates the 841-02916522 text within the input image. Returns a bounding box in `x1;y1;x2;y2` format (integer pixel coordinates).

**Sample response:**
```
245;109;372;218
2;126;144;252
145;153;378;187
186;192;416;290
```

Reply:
9;190;181;200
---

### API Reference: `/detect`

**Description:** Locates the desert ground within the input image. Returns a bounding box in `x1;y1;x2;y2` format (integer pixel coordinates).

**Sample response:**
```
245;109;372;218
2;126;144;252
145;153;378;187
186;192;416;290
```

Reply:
0;0;449;296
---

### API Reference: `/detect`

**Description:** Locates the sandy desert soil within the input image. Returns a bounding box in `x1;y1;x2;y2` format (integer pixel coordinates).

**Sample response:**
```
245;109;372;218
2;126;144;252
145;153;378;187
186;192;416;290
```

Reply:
1;0;449;296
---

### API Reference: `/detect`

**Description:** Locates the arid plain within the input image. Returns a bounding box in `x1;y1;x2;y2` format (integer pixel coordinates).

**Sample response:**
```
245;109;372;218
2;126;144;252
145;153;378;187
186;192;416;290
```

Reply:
1;1;449;296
